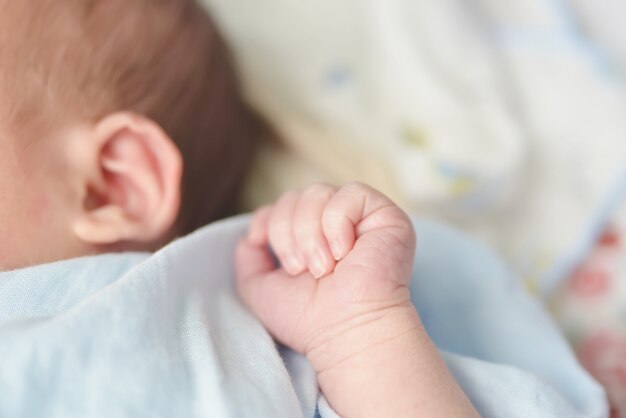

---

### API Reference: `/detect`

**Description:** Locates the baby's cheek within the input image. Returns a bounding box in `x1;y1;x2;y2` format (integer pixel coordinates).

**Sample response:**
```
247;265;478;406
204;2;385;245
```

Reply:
0;141;69;268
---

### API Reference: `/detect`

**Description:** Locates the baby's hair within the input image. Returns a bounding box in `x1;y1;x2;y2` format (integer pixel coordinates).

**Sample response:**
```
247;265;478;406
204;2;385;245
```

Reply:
0;0;259;236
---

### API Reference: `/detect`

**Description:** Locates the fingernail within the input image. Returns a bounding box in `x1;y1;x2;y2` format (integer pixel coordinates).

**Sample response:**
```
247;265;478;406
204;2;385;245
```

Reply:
330;240;343;260
309;252;327;279
286;256;304;274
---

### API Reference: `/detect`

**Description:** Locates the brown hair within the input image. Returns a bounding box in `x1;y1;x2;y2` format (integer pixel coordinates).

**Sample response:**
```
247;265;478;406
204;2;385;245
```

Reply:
0;0;260;235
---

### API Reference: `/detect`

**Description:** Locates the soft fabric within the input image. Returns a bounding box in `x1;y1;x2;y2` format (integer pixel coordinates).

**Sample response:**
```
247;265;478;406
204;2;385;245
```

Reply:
204;0;626;297
0;216;607;417
202;3;626;410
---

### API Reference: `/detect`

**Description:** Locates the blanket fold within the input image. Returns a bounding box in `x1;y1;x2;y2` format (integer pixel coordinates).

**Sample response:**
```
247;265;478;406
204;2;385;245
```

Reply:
0;216;607;417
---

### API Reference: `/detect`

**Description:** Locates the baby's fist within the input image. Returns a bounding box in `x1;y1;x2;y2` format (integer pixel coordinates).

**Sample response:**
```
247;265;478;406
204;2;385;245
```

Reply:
235;183;416;358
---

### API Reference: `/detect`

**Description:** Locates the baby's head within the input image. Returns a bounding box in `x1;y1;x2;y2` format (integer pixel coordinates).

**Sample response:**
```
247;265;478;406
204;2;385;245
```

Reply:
0;0;258;269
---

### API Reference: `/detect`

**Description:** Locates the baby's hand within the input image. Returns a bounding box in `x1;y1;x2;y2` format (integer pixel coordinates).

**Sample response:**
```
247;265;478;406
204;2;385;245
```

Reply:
236;185;478;418
235;183;416;359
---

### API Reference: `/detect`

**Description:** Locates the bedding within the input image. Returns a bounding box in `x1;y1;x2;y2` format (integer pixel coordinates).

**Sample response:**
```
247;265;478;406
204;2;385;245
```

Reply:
0;216;606;417
203;0;626;410
204;0;626;297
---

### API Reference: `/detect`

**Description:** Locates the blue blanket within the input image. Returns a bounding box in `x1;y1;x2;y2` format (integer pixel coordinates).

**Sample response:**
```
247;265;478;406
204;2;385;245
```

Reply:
0;216;607;417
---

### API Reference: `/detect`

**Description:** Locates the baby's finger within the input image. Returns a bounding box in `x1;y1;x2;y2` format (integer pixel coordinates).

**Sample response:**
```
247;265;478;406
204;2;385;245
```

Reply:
235;238;276;284
294;183;338;279
248;205;272;245
268;191;306;275
322;182;389;259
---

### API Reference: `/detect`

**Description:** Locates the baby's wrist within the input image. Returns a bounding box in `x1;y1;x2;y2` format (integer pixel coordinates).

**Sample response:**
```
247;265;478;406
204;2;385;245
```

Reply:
307;304;479;418
305;304;425;375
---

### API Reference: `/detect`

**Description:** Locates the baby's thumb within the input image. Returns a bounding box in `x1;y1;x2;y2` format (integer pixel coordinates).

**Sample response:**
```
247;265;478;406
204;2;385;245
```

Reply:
234;238;275;297
235;238;276;280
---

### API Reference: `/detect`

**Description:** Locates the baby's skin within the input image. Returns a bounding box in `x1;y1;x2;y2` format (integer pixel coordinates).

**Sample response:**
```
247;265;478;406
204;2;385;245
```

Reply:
236;183;479;417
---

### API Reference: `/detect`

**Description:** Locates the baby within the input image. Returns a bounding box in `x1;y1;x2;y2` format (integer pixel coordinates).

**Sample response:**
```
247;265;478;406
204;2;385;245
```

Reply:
0;0;477;416
0;0;258;270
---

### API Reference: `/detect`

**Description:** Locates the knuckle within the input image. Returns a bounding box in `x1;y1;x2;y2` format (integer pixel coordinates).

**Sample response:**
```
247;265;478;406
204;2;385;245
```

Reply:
342;181;367;191
339;182;369;200
342;181;382;197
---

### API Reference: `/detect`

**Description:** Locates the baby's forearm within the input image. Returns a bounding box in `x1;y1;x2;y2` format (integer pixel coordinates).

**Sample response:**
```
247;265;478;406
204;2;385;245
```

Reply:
307;306;479;418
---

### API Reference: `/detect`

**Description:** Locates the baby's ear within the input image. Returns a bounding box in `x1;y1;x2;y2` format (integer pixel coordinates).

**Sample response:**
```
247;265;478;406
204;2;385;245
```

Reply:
73;112;182;246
